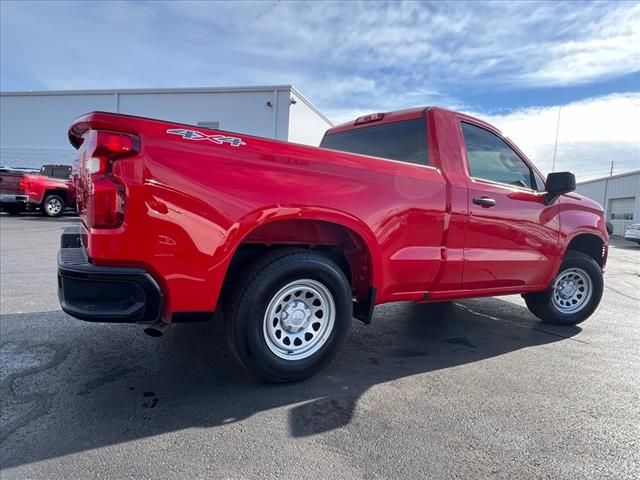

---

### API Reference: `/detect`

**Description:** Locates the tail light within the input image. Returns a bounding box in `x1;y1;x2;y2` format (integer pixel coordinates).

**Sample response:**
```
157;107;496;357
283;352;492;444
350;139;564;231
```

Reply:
19;175;30;192
84;131;140;228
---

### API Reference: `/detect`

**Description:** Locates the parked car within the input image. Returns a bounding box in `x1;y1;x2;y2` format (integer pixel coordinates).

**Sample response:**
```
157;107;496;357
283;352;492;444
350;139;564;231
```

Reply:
623;224;640;244
0;164;75;217
57;108;609;382
0;166;36;214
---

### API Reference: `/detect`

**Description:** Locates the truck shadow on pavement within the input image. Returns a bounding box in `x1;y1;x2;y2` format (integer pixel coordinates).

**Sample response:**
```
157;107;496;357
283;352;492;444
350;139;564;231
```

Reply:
0;212;79;222
0;298;581;469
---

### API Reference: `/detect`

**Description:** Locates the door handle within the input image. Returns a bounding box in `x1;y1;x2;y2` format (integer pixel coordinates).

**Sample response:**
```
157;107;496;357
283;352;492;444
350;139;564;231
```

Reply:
473;196;496;207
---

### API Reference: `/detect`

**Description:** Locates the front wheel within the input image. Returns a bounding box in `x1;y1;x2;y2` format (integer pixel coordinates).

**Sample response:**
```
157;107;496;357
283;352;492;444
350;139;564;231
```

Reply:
225;249;352;382
42;194;65;217
524;251;603;325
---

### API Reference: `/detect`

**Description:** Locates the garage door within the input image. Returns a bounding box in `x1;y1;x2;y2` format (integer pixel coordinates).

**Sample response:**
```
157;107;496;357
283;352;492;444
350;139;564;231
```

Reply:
609;197;636;235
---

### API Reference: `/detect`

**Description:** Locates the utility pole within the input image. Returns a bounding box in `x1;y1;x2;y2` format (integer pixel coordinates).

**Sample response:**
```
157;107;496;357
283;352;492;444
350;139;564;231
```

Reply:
603;161;613;225
551;105;561;172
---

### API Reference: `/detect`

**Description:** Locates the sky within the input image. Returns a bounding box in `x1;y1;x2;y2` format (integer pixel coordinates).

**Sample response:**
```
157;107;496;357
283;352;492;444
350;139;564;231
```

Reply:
1;0;638;180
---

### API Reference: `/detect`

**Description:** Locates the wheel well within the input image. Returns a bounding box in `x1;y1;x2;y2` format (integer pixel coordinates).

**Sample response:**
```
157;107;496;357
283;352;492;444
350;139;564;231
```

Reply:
566;234;605;267
43;189;67;203
224;219;372;301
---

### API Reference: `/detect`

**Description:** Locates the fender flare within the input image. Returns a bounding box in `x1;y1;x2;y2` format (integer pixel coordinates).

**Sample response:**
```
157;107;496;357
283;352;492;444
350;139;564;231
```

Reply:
214;205;383;291
545;227;608;286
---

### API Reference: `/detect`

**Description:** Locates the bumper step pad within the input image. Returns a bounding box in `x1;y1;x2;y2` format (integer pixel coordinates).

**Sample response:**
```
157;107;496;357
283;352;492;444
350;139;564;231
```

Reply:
57;227;162;323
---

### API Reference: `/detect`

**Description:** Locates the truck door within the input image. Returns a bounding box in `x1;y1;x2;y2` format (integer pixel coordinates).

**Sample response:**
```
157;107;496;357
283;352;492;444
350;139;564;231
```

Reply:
459;121;559;289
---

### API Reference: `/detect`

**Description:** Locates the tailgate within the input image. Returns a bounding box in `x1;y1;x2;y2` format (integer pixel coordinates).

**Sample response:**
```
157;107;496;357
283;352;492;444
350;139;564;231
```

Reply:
0;172;25;195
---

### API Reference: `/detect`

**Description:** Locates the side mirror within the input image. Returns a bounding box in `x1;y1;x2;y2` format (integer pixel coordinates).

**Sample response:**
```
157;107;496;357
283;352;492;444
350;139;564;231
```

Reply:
544;171;575;205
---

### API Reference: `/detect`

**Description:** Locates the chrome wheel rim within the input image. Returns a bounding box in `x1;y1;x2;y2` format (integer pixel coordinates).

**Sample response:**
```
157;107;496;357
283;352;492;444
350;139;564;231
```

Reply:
47;198;62;215
552;267;592;314
263;279;335;361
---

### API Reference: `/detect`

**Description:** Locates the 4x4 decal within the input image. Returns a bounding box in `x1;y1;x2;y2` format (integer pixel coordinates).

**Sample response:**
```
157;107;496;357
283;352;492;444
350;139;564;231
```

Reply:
167;129;246;147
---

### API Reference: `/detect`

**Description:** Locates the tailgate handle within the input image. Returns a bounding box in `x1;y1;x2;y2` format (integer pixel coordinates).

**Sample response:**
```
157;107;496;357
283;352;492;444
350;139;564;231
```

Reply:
473;196;496;207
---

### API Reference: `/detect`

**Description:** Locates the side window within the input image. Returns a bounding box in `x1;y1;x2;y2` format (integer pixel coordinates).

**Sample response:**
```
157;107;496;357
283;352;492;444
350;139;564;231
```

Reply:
461;122;534;190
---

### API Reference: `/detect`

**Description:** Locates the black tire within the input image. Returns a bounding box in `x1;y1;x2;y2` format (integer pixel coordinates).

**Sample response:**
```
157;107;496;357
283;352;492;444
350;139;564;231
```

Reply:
225;248;352;383
41;194;65;217
524;251;603;325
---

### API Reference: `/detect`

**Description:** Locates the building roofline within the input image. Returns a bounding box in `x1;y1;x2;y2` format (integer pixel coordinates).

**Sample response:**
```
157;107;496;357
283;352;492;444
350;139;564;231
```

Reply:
0;85;297;97
577;169;640;185
0;84;333;126
289;86;333;126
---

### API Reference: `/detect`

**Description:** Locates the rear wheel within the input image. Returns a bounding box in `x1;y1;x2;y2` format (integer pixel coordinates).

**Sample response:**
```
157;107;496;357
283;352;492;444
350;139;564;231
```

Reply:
42;194;65;217
524;251;603;325
225;248;352;382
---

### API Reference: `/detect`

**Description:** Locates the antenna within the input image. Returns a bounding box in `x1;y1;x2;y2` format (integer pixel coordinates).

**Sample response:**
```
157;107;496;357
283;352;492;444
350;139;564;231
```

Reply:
551;105;561;172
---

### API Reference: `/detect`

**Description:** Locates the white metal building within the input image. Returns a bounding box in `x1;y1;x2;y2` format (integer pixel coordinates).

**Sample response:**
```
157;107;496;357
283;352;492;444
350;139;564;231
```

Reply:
576;170;640;235
0;85;332;169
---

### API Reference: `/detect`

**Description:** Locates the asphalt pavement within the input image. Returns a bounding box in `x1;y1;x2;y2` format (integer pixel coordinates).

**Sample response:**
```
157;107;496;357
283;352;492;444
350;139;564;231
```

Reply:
1;212;639;479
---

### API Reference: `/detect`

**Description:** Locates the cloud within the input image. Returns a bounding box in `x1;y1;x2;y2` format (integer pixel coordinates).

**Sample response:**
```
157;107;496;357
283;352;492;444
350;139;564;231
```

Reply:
2;1;638;106
515;4;640;86
468;93;640;180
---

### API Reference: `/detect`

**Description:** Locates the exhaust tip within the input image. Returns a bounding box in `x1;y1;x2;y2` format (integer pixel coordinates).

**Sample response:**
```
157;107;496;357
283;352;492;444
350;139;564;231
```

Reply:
144;327;164;337
144;320;170;337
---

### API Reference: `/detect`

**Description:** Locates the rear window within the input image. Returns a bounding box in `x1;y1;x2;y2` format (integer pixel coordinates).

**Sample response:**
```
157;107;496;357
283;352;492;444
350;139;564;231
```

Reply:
52;166;72;179
320;119;428;166
40;165;72;179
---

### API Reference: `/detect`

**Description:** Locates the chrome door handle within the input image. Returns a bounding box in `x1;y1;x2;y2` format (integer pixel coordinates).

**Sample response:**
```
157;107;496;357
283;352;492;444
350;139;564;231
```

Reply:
473;196;496;207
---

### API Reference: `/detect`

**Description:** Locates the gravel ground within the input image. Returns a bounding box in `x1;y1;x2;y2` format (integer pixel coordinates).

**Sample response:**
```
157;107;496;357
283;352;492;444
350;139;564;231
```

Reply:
1;212;639;479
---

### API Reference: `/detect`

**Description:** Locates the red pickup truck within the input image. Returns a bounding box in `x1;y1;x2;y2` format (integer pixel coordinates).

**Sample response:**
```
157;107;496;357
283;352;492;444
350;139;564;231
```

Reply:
58;108;608;382
0;164;75;217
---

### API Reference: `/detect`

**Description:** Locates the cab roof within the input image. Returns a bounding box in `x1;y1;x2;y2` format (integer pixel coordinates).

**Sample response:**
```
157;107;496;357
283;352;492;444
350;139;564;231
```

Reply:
325;106;500;136
326;107;429;135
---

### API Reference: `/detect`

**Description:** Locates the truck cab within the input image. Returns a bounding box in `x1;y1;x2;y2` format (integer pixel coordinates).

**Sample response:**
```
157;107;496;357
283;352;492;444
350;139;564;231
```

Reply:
321;108;606;297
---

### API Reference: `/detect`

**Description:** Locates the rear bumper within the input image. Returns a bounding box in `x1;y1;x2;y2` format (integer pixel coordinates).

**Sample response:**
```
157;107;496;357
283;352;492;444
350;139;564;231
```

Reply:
57;226;163;323
0;194;28;205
